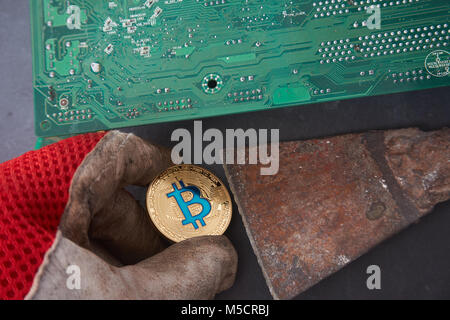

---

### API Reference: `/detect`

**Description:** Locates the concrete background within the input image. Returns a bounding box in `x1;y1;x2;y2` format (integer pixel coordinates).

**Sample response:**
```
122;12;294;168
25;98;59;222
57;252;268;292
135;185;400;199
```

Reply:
1;0;449;299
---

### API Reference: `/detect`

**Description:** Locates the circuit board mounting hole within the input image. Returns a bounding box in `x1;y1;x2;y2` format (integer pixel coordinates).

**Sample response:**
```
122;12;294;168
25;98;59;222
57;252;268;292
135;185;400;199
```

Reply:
207;79;218;89
40;120;51;131
202;74;223;94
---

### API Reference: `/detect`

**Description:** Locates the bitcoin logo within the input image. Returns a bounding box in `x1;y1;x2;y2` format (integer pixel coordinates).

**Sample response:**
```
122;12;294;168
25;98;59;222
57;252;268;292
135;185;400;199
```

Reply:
146;165;232;242
166;180;211;229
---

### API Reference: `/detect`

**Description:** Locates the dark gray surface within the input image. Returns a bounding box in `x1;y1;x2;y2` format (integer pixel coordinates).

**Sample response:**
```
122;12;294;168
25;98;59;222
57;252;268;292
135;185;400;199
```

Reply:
1;0;449;300
0;1;35;163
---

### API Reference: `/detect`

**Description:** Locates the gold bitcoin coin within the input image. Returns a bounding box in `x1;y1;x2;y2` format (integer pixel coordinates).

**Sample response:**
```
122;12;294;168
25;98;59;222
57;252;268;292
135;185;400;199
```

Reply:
146;165;232;242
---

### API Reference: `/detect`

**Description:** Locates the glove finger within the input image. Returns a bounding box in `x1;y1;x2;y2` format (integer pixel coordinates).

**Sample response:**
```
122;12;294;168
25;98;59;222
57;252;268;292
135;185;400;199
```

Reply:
119;235;238;299
89;189;166;265
60;130;172;248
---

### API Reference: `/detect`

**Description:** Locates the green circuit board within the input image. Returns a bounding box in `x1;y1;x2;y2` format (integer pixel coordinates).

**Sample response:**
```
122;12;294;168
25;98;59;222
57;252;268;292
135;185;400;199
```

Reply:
30;0;450;137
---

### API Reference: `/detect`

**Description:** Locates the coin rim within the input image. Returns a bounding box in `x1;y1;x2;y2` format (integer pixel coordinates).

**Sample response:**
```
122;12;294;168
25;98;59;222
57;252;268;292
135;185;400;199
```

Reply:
146;164;232;242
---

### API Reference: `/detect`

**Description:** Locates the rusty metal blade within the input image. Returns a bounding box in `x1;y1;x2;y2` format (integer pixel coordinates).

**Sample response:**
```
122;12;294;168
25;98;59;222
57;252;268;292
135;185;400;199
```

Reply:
224;128;450;299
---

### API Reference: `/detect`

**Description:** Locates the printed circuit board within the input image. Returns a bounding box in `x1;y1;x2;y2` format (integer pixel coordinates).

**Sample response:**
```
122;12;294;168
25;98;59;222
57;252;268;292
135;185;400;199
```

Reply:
30;0;450;137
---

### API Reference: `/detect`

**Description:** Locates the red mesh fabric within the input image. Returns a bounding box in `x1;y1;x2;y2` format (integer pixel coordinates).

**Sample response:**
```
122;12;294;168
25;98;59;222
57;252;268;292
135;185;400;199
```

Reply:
0;132;106;300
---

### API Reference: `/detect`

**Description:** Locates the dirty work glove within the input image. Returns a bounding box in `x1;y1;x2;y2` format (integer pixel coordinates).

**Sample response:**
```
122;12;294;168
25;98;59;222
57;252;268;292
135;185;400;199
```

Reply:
0;131;237;300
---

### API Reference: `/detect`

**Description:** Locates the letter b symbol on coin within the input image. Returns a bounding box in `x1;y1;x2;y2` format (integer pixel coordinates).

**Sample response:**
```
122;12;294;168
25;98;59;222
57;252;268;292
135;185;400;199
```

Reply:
167;180;211;229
